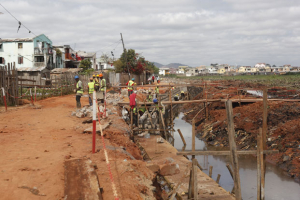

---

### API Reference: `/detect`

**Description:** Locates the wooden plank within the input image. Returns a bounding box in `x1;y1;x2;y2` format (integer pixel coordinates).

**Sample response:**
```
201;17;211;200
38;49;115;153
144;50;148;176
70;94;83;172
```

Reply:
192;119;195;159
64;158;103;200
177;129;187;146
225;100;242;200
261;89;267;200
216;174;221;184
193;158;198;200
257;131;262;200
177;150;278;156
209;166;213;178
259;128;265;200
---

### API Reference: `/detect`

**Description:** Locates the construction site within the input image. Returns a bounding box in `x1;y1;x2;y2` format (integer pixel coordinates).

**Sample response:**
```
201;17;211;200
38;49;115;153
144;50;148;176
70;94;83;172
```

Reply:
1;65;300;200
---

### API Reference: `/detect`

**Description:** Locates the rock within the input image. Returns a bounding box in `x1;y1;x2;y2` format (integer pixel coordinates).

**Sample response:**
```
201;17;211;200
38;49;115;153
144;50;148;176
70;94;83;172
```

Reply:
71;111;76;116
146;163;160;173
121;90;128;96
76;112;85;118
159;163;180;176
283;156;290;162
113;101;118;106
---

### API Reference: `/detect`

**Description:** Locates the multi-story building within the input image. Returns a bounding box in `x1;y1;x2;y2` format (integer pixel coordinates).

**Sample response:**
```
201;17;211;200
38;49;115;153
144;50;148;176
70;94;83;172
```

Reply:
0;34;55;69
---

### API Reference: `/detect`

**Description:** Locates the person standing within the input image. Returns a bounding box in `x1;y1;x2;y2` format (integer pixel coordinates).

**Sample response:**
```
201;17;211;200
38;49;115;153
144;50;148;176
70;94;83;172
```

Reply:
99;73;106;103
156;75;160;83
75;75;83;109
127;78;135;97
87;78;94;106
155;83;159;95
152;75;155;83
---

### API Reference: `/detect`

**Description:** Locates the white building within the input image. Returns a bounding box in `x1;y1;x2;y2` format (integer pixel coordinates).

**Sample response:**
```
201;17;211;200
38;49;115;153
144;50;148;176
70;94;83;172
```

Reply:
76;50;97;69
96;57;114;70
0;34;55;69
255;63;266;68
159;67;170;76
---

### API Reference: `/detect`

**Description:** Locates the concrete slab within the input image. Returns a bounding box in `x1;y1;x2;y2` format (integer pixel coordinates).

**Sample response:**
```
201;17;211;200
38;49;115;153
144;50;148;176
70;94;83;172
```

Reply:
138;135;234;200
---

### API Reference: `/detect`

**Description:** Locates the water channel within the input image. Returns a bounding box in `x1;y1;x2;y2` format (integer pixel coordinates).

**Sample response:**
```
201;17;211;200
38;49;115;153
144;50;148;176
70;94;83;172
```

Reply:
173;113;300;200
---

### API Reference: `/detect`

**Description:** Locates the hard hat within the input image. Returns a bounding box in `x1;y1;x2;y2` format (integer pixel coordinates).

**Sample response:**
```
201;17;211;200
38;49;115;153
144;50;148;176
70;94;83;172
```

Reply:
99;73;103;77
132;78;135;81
74;75;79;79
93;75;95;77
90;78;93;81
153;98;158;103
96;75;99;77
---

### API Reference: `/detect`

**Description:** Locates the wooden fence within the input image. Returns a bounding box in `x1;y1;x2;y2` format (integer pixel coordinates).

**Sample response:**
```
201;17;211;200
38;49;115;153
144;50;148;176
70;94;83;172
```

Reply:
0;63;19;106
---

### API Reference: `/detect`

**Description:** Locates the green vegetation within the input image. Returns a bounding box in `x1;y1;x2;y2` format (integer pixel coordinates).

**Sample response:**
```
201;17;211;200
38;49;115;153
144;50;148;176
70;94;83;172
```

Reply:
79;59;94;75
114;49;159;74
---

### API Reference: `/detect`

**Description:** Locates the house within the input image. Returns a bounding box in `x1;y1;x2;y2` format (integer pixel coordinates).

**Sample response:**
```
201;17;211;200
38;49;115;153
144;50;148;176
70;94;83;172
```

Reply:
177;66;188;74
207;66;218;74
159;67;170;76
290;66;300;72
169;68;177;74
251;67;258;73
239;66;251;73
52;45;65;68
264;66;271;72
96;57;114;70
186;67;198;76
218;67;226;74
283;66;290;72
58;45;80;68
76;50;97;69
255;63;266;68
0;34;55;70
18;67;51;85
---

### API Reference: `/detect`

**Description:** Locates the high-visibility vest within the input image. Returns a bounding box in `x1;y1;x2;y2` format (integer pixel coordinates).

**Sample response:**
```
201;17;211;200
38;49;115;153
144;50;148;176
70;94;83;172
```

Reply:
95;79;100;86
128;80;134;90
147;95;152;102
76;80;83;94
88;82;94;94
139;107;146;113
133;107;137;114
155;86;159;94
100;79;106;91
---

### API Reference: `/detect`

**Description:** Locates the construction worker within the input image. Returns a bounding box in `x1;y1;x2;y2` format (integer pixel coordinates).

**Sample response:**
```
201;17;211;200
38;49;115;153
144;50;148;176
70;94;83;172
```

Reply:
94;75;100;91
92;75;96;83
99;73;106;103
88;78;94;106
147;90;153;102
127;78;135;97
155;84;159;95
174;94;179;101
75;75;83;109
181;90;185;99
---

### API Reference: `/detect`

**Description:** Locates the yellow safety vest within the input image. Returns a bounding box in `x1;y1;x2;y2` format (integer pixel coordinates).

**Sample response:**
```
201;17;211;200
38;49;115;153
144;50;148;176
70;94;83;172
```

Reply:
95;79;100;86
76;81;83;94
88;82;94;94
128;80;134;90
155;86;159;94
100;79;106;91
148;95;153;102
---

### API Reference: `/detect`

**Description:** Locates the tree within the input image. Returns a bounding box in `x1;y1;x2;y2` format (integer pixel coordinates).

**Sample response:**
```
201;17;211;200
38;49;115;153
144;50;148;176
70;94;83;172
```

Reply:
79;59;92;71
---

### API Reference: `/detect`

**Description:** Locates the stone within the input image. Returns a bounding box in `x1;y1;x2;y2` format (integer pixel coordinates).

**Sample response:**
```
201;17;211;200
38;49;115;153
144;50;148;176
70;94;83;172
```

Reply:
159;163;180;176
283;155;290;162
113;101;118;106
71;111;76;116
76;112;85;118
146;163;160;173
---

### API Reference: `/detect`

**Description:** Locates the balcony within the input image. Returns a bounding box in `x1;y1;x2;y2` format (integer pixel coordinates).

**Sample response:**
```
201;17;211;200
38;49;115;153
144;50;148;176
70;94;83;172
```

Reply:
34;47;53;55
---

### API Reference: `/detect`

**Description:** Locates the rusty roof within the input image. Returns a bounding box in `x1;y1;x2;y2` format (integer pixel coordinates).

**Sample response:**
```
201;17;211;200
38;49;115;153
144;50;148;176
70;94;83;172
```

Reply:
17;66;48;72
50;68;82;74
1;38;33;42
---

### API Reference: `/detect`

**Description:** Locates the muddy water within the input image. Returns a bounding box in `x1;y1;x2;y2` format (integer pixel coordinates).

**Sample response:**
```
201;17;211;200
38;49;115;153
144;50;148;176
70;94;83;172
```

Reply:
173;113;300;200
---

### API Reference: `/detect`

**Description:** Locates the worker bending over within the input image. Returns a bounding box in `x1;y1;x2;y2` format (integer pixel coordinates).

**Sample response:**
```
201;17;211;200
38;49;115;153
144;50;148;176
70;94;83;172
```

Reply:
99;73;106;103
75;75;83;109
87;78;94;106
147;90;153;102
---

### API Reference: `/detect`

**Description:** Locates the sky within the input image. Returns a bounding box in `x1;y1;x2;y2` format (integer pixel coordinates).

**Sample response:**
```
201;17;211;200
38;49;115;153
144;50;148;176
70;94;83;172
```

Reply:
1;0;300;67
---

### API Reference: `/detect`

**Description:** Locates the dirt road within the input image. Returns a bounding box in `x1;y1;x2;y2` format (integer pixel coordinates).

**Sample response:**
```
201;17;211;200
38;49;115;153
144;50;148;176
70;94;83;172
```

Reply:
0;95;156;200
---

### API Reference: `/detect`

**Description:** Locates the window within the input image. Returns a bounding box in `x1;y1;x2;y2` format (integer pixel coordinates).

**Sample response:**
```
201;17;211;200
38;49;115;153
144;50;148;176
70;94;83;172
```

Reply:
0;57;4;64
18;56;23;64
35;56;44;62
18;43;23;49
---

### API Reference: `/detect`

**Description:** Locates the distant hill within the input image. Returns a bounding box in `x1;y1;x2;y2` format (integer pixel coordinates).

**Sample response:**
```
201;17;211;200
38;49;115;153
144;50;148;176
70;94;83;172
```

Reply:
163;63;189;69
152;62;190;68
152;62;164;68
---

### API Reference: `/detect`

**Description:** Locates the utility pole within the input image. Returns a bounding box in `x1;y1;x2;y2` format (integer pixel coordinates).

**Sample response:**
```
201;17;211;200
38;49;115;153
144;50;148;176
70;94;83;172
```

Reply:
120;33;130;79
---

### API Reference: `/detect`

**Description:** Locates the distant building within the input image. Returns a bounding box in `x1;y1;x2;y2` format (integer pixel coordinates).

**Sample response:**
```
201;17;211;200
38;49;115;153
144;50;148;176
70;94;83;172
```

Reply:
76;50;97;69
239;66;251;73
159;67;170;76
169;68;177;74
96;57;114;70
186;67;198;76
177;66;188;74
255;63;266;68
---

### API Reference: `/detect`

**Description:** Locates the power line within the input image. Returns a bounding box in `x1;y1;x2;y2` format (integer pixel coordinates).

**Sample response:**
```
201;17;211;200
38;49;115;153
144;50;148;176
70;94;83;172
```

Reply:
95;39;121;53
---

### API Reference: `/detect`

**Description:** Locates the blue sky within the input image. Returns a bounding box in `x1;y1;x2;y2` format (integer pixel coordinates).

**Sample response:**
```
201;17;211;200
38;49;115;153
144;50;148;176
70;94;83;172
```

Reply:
1;0;300;66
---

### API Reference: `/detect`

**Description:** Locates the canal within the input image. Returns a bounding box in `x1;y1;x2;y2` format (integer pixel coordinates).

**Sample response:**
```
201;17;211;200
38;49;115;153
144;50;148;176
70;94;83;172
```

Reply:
173;112;300;200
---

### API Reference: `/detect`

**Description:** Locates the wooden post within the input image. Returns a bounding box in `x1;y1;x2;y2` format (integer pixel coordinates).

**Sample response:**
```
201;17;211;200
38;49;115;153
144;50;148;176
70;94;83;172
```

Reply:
238;89;241;107
258;128;265;200
209;166;213;178
261;88;267;199
257;130;262;200
192;119;196;159
225;100;242;200
130;109;133;138
216;174;221;184
192;158;198;200
177;129;186;146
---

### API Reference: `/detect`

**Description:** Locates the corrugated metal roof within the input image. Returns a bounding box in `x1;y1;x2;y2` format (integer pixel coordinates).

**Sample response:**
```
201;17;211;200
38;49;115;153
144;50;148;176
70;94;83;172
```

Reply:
1;38;33;42
50;68;82;73
17;66;47;72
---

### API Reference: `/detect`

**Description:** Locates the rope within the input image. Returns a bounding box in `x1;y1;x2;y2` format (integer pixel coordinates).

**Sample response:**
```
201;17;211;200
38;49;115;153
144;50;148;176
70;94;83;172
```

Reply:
6;88;30;99
95;99;119;200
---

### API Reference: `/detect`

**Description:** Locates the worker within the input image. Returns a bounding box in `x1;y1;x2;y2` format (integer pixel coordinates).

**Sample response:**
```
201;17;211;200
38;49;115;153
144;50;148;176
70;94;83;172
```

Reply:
87;78;94;106
92;75;96;83
99;73;106;103
127;78;135;97
94;75;100;91
75;75;83;109
147;90;153;102
181;91;185;99
174;94;179;101
155;84;159;95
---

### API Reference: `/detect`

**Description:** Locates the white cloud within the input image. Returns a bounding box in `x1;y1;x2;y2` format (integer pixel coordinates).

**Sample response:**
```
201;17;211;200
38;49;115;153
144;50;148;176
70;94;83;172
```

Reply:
1;0;300;66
